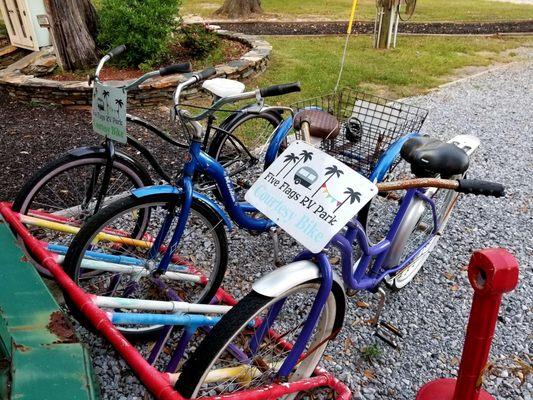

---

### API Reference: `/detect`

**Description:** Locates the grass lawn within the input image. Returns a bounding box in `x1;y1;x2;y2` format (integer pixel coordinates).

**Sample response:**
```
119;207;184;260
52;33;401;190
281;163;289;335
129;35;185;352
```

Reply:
243;35;532;101
182;0;533;22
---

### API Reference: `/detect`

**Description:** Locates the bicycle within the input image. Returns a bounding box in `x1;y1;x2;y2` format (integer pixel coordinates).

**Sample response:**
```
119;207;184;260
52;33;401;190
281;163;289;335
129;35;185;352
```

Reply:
59;65;302;338
13;45;292;276
172;110;505;398
57;86;431;339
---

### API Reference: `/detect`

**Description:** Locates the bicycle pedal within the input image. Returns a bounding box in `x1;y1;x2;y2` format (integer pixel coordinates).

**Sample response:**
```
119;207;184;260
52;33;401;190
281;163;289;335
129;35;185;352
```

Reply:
374;321;403;348
378;321;403;338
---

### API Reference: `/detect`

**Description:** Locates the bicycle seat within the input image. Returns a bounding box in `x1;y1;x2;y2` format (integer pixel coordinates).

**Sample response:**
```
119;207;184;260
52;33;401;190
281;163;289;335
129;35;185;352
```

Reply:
293;110;340;139
202;78;245;98
401;136;470;178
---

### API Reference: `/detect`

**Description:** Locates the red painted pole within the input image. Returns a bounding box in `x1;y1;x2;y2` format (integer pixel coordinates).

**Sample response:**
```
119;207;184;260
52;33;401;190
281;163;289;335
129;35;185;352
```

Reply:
417;248;519;400
1;203;351;400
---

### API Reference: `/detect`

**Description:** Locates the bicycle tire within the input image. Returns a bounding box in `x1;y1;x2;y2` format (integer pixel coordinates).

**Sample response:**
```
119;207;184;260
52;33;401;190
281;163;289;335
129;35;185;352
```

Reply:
12;149;152;277
208;111;283;198
62;192;228;339
176;279;345;398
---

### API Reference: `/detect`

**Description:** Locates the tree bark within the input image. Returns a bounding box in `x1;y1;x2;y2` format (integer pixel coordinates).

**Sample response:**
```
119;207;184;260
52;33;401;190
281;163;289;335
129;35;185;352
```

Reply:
44;0;98;71
216;0;263;19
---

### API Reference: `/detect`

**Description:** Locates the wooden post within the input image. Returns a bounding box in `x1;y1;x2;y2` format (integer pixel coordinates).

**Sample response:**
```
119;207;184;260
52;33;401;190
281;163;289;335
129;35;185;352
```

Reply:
44;0;98;71
375;0;399;49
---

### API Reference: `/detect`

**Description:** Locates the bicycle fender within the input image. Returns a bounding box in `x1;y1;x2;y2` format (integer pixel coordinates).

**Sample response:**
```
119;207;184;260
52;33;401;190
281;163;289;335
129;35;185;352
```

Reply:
130;184;233;229
68;146;141;168
370;132;420;182
66;146;152;182
264;117;293;168
252;260;343;298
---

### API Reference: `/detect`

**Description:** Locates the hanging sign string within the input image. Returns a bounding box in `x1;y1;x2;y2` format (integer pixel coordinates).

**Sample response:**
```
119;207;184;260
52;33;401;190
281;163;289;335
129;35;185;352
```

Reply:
334;0;359;92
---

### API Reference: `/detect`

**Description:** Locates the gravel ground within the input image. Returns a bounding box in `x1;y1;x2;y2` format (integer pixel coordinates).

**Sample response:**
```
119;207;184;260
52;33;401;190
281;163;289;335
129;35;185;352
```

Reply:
199;54;533;400
3;54;532;398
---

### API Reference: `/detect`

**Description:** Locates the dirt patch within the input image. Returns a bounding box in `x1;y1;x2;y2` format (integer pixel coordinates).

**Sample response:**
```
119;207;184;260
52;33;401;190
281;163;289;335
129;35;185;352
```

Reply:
210;20;533;35
47;311;78;343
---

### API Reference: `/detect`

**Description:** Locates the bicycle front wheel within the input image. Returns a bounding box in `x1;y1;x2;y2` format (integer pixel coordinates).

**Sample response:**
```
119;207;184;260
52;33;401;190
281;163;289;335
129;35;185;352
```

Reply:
63;192;228;339
12;150;152;276
176;279;345;399
384;181;459;290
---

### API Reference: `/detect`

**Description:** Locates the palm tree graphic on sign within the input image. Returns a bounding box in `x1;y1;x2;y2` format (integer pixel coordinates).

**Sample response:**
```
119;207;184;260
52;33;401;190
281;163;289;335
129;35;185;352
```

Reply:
283;150;313;179
115;98;124;117
102;90;110;110
312;165;344;198
276;152;299;176
334;187;361;213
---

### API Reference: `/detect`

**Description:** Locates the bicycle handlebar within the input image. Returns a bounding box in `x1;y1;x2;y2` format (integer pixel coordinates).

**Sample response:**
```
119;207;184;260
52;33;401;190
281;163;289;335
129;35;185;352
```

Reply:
107;45;126;59
377;178;504;197
194;67;217;81
159;62;192;77
456;179;505;197
260;82;301;98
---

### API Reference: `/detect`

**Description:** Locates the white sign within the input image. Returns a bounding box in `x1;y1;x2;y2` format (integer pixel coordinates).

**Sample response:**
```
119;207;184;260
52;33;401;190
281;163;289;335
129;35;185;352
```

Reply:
92;82;127;143
245;141;377;253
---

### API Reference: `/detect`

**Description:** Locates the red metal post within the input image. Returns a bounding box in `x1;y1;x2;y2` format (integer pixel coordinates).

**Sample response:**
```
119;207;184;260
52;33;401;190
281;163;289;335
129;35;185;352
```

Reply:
416;248;519;400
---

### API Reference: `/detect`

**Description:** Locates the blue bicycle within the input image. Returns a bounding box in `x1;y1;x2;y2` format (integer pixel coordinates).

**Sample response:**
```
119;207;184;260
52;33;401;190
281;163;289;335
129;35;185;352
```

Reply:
62;68;301;338
174;112;505;398
62;79;430;339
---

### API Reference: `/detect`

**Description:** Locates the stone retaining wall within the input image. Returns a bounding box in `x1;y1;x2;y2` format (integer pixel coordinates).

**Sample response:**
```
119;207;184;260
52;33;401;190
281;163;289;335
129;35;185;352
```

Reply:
0;27;271;108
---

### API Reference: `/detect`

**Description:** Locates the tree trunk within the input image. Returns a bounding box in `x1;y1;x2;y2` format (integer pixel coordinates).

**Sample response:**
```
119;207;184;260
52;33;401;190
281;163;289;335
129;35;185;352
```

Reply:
216;0;263;19
44;0;98;71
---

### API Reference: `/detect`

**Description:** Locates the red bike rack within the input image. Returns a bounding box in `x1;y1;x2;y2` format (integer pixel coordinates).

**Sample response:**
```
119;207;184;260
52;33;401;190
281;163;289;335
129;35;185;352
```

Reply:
416;248;519;400
0;202;351;400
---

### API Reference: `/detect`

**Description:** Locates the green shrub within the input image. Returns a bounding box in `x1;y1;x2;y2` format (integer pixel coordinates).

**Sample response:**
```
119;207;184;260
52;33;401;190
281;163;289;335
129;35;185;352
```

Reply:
97;0;181;68
180;24;221;59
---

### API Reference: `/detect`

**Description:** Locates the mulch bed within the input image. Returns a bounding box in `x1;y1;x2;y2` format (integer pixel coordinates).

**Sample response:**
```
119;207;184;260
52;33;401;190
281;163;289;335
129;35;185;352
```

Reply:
47;38;250;81
0;94;188;201
212;20;533;35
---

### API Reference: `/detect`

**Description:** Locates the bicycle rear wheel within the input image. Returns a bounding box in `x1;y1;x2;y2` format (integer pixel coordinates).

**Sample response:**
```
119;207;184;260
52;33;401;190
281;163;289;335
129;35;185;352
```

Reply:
208;111;283;198
176;279;345;398
63;192;228;339
12;150;152;276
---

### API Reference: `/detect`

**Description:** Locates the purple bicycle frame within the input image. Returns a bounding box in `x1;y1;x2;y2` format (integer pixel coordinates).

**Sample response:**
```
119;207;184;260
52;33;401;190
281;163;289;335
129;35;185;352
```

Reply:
261;187;440;377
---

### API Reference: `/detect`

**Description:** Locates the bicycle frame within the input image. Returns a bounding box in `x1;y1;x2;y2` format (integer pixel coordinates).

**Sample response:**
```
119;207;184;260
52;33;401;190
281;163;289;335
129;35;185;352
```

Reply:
253;186;440;377
150;138;275;273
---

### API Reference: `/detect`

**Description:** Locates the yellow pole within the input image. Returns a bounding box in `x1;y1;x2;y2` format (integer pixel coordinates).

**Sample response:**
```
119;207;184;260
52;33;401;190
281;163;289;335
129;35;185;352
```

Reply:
346;0;359;34
21;215;153;249
335;0;359;91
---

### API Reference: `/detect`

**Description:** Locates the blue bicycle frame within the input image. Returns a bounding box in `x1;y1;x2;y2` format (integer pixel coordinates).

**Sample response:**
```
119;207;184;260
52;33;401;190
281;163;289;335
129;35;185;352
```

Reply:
147;138;276;273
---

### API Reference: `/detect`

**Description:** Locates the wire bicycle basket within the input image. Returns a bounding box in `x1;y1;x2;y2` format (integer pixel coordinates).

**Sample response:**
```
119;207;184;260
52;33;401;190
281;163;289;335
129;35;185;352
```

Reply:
292;88;428;177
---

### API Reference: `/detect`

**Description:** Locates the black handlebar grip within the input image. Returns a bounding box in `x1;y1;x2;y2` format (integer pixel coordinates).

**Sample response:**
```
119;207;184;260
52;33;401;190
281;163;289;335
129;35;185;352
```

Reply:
260;82;301;98
107;45;126;58
456;179;505;198
195;67;217;81
159;62;192;76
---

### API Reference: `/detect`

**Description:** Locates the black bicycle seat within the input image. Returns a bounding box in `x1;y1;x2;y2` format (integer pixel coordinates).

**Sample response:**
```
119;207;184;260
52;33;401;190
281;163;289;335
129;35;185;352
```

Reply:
400;136;469;178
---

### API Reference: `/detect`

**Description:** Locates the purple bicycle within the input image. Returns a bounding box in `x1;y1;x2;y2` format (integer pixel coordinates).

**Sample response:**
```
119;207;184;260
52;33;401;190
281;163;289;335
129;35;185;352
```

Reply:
174;111;505;398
